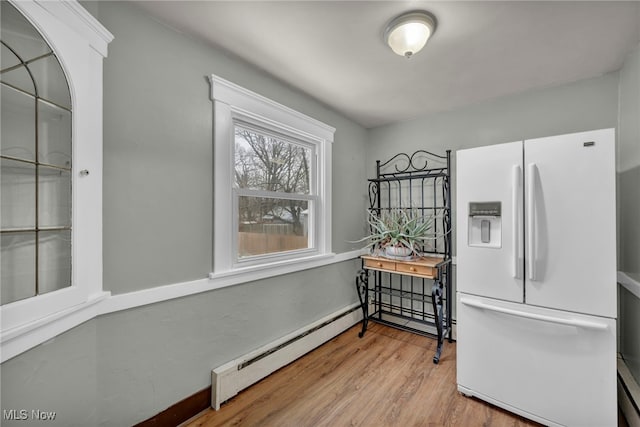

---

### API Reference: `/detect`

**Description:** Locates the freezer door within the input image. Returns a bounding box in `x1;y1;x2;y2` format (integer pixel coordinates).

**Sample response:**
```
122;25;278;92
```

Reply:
524;128;616;318
456;141;524;302
457;293;617;427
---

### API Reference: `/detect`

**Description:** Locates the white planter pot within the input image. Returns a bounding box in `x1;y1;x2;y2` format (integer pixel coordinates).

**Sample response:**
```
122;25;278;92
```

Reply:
384;245;413;260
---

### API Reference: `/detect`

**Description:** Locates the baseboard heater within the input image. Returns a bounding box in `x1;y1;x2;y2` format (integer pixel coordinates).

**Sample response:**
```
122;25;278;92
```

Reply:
618;355;640;427
211;304;362;410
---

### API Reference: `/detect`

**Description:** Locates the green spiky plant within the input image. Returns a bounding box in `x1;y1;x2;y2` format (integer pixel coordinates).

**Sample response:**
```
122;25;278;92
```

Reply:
353;208;440;257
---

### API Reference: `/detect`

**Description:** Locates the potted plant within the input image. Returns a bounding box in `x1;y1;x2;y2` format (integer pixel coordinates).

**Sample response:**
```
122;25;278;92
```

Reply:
354;208;438;260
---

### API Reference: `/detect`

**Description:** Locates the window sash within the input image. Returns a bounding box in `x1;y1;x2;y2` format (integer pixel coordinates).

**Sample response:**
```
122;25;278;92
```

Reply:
233;120;317;197
236;188;317;201
232;188;318;265
231;118;320;265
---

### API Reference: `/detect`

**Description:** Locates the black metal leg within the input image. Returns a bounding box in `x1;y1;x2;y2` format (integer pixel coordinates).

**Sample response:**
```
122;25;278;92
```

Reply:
356;269;369;338
431;280;444;364
446;265;453;343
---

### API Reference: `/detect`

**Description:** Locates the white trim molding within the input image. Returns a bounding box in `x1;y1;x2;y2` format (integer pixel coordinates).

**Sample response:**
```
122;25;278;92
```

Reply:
106;249;362;315
619;271;640;300
1;292;110;363
54;0;114;56
1;249;363;362
208;74;336;275
1;0;112;362
209;75;335;143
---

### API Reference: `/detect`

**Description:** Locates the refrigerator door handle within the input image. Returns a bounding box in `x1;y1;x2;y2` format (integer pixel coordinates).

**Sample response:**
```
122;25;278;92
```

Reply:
460;297;609;331
512;165;521;279
527;163;538;281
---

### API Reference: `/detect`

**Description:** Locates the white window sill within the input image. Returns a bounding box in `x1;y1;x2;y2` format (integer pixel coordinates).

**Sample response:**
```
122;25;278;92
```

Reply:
209;252;337;283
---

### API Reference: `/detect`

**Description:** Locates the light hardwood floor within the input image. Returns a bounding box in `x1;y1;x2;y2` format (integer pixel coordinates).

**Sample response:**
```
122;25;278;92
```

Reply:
185;322;552;427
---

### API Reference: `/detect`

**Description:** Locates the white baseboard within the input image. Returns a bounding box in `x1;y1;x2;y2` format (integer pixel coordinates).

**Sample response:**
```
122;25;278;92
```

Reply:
211;303;362;410
618;355;640;427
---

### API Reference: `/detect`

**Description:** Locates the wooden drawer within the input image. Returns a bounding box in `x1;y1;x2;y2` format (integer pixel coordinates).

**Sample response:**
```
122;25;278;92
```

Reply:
395;262;437;278
363;258;396;271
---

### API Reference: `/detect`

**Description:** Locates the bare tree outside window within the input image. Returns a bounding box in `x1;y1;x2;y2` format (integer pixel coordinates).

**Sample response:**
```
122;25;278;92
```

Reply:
234;126;313;258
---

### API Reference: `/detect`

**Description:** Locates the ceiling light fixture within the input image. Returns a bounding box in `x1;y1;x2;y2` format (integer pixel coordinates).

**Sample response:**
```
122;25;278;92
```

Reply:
384;10;437;59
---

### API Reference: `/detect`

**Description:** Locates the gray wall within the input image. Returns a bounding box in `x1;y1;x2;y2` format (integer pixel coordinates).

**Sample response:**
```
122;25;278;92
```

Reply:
0;322;98;427
618;44;640;384
368;48;640;382
1;1;636;425
1;1;366;426
367;72;620;176
95;261;359;426
368;72;620;311
99;1;367;294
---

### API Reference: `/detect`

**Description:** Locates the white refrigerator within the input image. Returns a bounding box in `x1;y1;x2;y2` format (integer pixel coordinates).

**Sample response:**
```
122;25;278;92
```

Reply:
456;128;617;427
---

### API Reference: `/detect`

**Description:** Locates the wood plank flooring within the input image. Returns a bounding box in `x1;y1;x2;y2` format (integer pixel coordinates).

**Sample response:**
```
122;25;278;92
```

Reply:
185;323;546;427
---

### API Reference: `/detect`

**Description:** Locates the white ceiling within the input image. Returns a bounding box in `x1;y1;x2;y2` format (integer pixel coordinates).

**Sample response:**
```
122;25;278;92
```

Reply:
132;1;640;128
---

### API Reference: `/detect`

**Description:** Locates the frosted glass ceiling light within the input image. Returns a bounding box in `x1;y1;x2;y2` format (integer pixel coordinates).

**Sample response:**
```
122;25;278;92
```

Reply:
384;10;437;59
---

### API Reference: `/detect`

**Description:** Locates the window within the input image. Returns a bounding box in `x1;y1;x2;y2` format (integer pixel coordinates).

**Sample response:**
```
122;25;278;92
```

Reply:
209;75;335;275
1;0;112;362
234;123;315;260
1;1;73;306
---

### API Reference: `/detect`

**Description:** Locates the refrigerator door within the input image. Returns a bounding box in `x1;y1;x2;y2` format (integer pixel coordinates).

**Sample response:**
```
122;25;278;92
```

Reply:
456;141;524;303
524;128;616;318
457;293;617;427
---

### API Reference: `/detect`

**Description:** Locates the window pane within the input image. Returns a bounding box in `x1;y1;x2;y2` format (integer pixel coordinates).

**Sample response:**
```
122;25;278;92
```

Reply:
29;54;71;109
1;84;36;161
1;158;35;229
38;99;71;167
238;196;309;258
0;64;36;95
1;231;36;305
38;166;71;228
1;2;52;63
1;43;21;71
38;230;71;294
235;125;311;194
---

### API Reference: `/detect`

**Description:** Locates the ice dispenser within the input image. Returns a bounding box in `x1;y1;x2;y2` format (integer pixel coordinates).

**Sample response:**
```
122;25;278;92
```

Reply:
468;202;502;248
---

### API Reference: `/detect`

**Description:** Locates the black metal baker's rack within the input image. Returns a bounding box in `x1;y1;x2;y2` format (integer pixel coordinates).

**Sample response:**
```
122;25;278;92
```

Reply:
355;149;453;363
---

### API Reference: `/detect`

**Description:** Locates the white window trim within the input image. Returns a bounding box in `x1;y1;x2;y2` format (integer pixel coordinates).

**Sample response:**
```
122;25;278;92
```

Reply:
0;0;112;361
209;74;335;276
